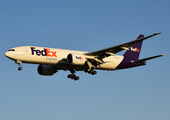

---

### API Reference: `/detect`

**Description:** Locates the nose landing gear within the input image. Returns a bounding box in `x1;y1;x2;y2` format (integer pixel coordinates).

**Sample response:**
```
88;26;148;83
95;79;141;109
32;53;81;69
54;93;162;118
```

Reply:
15;60;23;71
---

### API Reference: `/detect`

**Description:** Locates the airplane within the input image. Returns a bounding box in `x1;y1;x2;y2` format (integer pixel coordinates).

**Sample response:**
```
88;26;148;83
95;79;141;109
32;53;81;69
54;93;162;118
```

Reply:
5;32;164;81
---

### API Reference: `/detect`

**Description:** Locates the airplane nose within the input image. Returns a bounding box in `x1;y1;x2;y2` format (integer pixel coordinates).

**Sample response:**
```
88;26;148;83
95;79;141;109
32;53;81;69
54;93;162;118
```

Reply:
5;52;9;57
5;51;12;59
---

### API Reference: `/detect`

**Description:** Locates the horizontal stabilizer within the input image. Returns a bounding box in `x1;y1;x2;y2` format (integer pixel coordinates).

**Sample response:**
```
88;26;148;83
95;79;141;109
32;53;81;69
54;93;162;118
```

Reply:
131;54;165;63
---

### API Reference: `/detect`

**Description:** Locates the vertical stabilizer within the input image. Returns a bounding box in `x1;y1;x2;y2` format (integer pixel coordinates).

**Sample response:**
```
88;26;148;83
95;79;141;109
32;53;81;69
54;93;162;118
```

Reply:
123;34;144;60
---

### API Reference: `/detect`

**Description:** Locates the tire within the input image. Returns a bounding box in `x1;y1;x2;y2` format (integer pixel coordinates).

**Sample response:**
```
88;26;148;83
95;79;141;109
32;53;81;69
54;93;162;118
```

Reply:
71;74;75;79
93;71;97;74
84;69;88;73
18;67;23;71
67;74;71;78
74;76;79;81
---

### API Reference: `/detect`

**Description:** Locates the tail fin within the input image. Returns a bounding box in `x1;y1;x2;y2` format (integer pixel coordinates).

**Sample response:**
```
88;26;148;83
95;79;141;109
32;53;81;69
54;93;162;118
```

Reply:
123;34;144;60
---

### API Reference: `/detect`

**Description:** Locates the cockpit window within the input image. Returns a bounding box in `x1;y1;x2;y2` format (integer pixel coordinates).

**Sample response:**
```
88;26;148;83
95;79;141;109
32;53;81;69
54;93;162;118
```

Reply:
8;49;15;51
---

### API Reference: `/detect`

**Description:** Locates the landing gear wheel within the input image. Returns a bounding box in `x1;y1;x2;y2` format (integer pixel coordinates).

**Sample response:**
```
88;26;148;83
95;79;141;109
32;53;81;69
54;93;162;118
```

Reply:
18;67;23;71
67;74;71;78
74;76;79;81
91;71;97;75
68;74;74;79
84;69;88;73
88;69;93;74
67;74;80;81
68;69;80;81
71;74;75;79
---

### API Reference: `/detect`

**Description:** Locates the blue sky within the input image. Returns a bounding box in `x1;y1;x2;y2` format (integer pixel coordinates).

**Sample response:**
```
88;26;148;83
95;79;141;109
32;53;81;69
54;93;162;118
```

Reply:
0;0;169;120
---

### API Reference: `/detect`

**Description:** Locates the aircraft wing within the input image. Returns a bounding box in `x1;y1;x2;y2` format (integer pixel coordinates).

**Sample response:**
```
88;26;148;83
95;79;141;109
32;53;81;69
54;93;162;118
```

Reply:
85;32;162;59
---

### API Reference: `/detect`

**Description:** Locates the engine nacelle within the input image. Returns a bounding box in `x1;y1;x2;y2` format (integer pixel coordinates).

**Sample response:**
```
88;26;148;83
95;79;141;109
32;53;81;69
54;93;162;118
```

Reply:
37;64;57;76
67;53;86;65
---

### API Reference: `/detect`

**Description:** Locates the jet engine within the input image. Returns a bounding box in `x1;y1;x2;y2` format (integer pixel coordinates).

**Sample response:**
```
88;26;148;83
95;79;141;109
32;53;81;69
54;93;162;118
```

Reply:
37;64;57;75
67;53;86;65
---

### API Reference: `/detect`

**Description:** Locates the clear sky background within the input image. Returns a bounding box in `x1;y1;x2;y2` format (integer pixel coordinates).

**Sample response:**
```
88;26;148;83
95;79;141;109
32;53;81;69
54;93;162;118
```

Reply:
0;0;169;120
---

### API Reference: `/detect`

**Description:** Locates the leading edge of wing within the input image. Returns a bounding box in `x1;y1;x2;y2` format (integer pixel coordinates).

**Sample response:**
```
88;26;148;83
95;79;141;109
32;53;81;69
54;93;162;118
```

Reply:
85;32;162;57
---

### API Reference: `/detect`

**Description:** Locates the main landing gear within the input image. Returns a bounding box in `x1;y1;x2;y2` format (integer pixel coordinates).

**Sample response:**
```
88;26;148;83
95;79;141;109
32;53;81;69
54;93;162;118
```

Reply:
15;60;23;71
85;62;97;75
67;69;80;81
67;74;79;80
84;67;97;75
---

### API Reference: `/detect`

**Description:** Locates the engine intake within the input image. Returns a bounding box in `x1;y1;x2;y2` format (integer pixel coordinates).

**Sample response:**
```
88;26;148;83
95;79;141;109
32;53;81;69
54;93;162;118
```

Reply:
67;53;86;65
38;64;57;76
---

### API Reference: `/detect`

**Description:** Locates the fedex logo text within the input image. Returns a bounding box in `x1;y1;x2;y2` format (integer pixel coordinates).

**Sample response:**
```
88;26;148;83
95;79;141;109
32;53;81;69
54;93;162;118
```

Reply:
130;47;140;52
31;47;57;57
76;56;83;60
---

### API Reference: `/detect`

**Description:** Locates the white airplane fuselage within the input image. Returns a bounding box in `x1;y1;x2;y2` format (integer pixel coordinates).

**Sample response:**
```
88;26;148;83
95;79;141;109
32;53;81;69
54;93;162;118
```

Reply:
5;33;163;80
5;46;124;71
